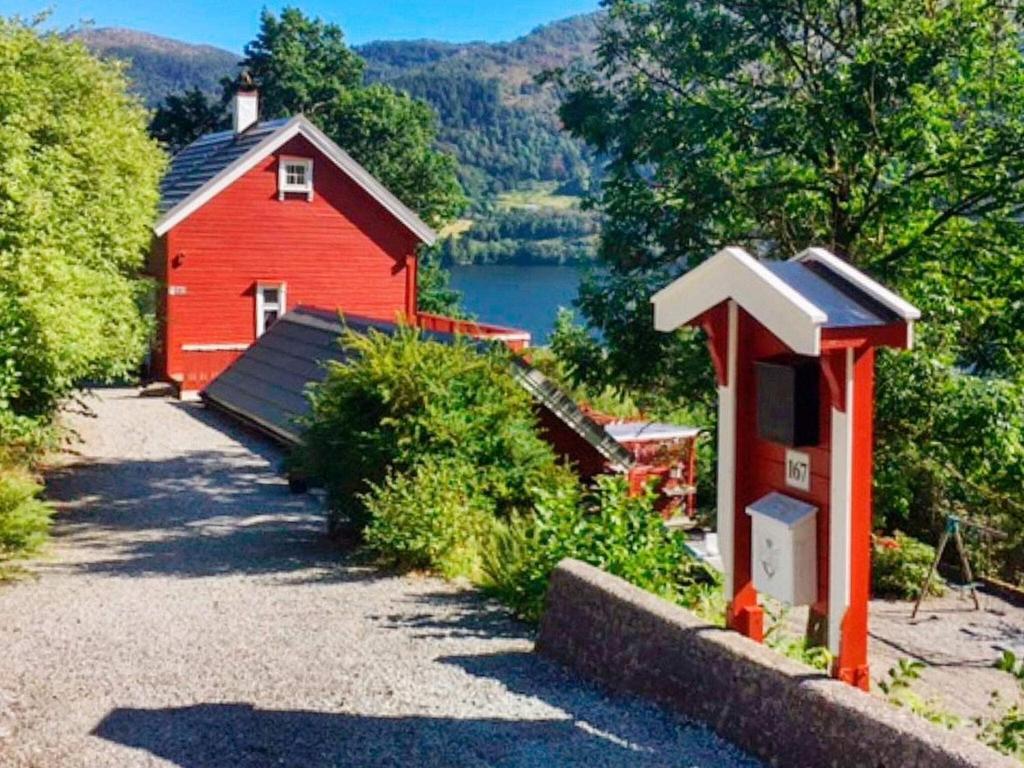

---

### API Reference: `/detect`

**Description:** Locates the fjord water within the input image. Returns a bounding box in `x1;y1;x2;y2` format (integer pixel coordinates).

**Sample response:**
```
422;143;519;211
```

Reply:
449;264;584;345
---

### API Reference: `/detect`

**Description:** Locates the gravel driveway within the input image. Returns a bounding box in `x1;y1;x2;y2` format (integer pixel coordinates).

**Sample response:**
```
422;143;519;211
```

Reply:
0;388;758;768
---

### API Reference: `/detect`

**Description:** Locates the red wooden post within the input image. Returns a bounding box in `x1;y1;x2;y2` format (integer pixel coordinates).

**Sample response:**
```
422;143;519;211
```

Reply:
834;346;875;689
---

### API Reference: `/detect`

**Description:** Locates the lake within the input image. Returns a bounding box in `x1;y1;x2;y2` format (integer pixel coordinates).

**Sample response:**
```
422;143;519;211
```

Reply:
449;264;583;345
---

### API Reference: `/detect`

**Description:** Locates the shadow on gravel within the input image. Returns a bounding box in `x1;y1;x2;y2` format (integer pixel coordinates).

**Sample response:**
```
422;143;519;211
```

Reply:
370;590;532;641
92;701;728;767
43;453;361;580
167;401;294;467
442;651;654;738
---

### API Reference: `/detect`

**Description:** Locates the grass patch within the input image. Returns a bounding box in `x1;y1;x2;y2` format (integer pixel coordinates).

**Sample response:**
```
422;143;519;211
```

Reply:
438;218;474;239
496;182;581;212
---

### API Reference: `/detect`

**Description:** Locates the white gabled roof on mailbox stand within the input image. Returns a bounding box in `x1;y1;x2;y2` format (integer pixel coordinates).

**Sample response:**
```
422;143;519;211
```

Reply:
651;246;920;356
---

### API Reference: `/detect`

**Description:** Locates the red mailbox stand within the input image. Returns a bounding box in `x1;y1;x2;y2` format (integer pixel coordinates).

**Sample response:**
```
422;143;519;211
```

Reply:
651;246;919;689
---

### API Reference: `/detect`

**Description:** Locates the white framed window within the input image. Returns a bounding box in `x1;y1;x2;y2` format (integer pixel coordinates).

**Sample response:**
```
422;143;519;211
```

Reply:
256;282;286;337
277;156;313;201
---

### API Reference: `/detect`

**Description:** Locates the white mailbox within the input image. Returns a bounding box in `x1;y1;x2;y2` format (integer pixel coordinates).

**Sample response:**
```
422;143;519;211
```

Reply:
746;492;817;606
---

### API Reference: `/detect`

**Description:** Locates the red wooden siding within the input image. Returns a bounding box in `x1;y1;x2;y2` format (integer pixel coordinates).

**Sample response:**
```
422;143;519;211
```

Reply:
535;406;609;479
157;135;420;388
715;307;837;639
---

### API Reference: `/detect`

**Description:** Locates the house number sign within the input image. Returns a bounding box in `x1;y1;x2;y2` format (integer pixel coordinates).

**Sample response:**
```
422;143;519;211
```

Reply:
785;449;811;492
168;285;187;296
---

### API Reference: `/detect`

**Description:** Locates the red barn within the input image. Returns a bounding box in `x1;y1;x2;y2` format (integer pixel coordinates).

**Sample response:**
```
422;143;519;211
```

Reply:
148;87;440;391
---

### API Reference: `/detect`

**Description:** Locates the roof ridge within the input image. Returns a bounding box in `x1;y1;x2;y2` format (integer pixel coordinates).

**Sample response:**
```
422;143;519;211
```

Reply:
154;116;436;245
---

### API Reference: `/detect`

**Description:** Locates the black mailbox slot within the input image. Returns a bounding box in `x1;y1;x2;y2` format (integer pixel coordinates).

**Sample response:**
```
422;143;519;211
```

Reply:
755;356;819;447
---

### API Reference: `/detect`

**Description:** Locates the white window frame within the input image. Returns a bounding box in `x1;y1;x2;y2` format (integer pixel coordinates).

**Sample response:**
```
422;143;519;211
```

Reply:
277;156;313;201
255;282;287;337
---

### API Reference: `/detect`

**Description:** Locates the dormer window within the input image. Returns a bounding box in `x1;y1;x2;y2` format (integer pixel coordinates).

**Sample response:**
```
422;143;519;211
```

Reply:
278;156;313;201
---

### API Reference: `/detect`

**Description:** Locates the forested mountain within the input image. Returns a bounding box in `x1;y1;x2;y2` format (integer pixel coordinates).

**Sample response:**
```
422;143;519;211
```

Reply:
360;13;600;199
76;14;603;265
71;28;239;106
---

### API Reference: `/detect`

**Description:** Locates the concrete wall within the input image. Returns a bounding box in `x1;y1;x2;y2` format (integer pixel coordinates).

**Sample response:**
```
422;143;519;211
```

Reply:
536;559;1015;768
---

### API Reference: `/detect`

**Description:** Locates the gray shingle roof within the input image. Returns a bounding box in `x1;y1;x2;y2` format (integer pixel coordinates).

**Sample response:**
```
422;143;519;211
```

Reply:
158;119;290;215
201;307;635;472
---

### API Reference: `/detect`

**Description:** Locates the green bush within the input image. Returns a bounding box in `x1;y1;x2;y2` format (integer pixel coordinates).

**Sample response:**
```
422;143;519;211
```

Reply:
484;475;718;621
872;531;944;600
0;19;164;423
0;468;52;560
303;327;715;627
363;456;496;579
874;350;1024;583
301;324;564;534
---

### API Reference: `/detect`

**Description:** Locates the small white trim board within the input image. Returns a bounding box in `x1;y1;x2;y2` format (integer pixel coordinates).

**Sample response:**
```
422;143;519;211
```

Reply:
717;300;739;598
180;343;249;352
827;347;855;655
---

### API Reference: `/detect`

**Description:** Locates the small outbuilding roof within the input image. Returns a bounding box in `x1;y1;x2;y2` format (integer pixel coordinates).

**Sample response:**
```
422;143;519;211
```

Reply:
201;307;635;471
154;116;437;245
651;246;920;356
604;422;701;443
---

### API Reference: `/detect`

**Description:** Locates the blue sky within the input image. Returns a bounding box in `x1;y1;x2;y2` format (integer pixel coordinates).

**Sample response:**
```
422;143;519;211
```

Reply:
4;1;602;51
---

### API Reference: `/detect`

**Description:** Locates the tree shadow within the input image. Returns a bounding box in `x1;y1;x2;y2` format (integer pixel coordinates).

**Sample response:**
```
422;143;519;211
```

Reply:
40;400;370;582
369;589;534;641
92;700;745;768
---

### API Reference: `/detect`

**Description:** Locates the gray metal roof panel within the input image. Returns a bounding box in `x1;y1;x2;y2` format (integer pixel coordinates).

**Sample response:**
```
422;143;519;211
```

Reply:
202;306;637;474
509;357;635;470
762;261;899;328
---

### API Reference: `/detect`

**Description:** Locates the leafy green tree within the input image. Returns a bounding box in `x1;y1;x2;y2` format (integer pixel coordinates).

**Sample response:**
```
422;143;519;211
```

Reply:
556;0;1024;377
230;7;465;227
416;249;464;316
552;0;1024;567
150;87;226;152
0;17;165;435
237;8;365;118
300;326;565;533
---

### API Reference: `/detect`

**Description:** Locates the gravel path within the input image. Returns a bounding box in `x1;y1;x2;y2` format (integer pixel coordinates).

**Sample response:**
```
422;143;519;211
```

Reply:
0;388;759;768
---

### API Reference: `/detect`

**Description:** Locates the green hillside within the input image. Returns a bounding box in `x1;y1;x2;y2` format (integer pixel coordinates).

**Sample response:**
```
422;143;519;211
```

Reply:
72;28;239;106
359;13;600;199
76;15;603;265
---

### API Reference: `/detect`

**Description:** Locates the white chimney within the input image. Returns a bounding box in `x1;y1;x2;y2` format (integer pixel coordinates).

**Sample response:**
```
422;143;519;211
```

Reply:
232;87;259;134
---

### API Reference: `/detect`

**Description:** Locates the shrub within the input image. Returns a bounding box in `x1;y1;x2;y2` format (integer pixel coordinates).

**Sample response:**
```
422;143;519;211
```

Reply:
301;325;564;534
0;19;164;422
362;456;496;579
872;531;944;600
483;475;718;621
874;350;1024;583
0;468;52;560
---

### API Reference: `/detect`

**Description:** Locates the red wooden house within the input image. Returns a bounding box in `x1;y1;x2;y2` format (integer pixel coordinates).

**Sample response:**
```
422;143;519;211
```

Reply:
148;86;509;391
154;88;702;514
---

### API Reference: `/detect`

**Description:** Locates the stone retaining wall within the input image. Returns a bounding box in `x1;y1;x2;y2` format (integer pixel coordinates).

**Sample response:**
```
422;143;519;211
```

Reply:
536;559;1015;768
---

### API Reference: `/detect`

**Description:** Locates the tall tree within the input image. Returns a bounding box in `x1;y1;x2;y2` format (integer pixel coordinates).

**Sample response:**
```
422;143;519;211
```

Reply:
150;87;226;152
556;0;1024;382
237;7;365;119
231;7;465;228
0;17;165;433
552;0;1024;573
